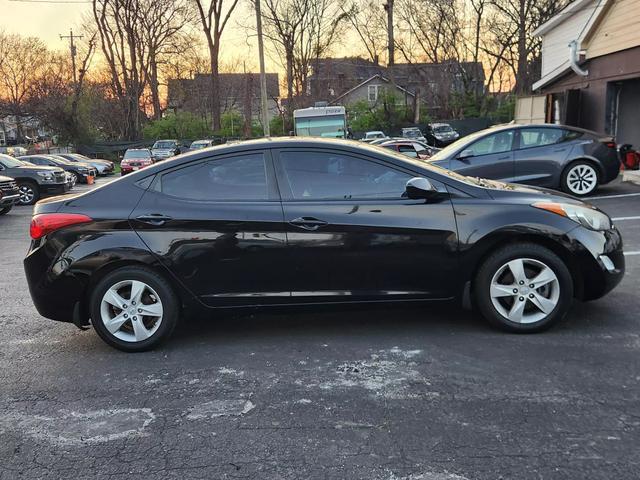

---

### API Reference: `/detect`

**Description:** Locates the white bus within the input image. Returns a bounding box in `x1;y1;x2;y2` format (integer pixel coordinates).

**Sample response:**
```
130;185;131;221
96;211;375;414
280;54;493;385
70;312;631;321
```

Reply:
293;104;347;138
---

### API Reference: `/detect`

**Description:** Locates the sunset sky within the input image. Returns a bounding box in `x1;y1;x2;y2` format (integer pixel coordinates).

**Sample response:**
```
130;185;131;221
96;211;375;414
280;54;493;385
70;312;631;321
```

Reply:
0;0;288;73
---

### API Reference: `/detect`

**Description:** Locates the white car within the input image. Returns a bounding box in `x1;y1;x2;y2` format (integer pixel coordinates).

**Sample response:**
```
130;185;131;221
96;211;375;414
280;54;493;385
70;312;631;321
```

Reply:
361;131;388;143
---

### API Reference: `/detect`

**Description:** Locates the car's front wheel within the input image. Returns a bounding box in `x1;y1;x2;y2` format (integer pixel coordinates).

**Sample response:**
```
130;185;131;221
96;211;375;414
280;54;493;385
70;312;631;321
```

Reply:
90;267;179;352
474;243;574;332
17;181;40;205
561;161;599;196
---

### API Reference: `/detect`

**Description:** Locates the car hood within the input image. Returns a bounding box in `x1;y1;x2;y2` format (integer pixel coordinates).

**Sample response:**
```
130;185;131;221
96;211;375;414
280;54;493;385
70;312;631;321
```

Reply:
479;180;587;206
9;165;65;173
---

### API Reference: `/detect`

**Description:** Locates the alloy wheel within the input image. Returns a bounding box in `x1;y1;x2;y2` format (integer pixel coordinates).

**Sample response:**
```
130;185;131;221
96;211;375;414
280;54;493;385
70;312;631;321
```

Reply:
70;172;78;186
566;164;597;195
18;185;35;205
99;280;164;342
489;258;560;324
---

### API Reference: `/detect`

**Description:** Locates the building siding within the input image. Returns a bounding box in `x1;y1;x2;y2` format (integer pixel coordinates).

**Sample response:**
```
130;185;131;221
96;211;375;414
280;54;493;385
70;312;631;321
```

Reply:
540;0;597;78
584;0;640;59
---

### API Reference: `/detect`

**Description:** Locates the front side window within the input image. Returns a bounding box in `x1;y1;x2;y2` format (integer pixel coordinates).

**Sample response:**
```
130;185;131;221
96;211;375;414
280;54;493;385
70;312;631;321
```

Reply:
279;151;411;200
161;153;268;201
518;128;564;149
467;130;514;156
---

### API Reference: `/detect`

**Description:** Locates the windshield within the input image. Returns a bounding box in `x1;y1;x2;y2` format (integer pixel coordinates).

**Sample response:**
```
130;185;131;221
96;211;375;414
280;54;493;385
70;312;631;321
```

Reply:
295;115;345;138
403;129;422;138
190;141;209;149
124;150;151;159
433;125;453;133
153;141;176;149
0;154;27;167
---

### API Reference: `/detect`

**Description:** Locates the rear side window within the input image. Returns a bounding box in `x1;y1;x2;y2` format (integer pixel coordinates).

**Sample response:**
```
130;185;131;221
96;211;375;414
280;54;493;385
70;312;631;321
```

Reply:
160;153;268;201
518;128;565;149
398;145;418;157
279;151;411;200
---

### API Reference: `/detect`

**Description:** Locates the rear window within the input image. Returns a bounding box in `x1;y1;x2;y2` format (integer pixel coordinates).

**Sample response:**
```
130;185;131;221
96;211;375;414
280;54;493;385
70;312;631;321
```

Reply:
124;150;151;159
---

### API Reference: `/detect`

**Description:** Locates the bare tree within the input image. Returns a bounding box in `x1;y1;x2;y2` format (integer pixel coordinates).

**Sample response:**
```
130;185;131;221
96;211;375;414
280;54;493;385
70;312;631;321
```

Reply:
193;0;241;131
92;0;151;140
140;0;193;120
342;0;388;64
0;32;49;141
259;0;347;114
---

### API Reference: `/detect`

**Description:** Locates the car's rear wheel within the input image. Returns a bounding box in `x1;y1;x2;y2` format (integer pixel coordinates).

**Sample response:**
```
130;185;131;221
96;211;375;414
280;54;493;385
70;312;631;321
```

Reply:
69;172;78;186
474;243;574;332
90;267;179;352
561;161;599;196
17;181;40;205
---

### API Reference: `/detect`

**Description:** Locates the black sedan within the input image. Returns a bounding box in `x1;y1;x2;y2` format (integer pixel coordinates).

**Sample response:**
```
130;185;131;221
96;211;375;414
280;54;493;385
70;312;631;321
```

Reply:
427;124;621;196
24;138;624;351
19;155;98;184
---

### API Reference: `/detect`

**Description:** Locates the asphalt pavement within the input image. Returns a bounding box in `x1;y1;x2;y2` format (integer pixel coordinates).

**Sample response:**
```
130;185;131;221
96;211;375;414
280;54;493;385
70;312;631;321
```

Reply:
1;176;639;480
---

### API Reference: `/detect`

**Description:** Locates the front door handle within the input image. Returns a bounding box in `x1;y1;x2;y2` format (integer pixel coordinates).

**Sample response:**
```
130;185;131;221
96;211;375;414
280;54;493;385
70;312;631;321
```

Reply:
497;155;511;160
289;216;328;231
135;214;172;226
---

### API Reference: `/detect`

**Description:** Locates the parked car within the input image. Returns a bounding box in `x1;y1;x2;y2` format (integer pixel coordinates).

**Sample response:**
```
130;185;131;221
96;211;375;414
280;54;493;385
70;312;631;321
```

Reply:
121;149;154;175
361;131;388;143
426;124;621;196
0;153;69;205
425;123;460;147
151;140;182;160
24;138;624;351
401;127;427;143
19;155;97;185
58;153;115;176
0;174;20;215
379;140;431;159
189;139;216;151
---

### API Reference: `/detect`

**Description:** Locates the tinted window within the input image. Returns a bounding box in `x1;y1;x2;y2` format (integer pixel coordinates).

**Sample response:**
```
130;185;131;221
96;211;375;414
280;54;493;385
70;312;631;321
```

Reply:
161;153;268;201
518;128;564;149
467;130;514;156
280;151;411;200
124;150;151;159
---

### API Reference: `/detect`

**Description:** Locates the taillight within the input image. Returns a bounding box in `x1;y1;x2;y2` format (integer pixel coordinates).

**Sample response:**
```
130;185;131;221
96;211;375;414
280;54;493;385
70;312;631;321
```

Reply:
30;213;93;240
605;141;617;149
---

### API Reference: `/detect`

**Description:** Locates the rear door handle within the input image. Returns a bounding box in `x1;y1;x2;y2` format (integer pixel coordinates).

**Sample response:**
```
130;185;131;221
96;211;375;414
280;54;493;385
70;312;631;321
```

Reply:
289;216;328;231
135;214;172;226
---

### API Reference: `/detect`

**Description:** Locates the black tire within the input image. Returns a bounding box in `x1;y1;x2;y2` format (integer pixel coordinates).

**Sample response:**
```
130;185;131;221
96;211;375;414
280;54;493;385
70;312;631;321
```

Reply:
17;180;40;205
89;266;180;352
0;205;13;215
474;243;574;333
561;161;600;197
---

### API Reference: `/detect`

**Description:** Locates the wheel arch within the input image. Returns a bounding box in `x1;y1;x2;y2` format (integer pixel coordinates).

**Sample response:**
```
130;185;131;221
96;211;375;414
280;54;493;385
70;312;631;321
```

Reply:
562;157;604;179
466;231;584;303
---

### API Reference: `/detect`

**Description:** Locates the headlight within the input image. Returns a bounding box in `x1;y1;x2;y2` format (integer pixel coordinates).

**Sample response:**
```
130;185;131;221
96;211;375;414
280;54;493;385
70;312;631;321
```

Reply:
36;172;54;181
532;202;611;231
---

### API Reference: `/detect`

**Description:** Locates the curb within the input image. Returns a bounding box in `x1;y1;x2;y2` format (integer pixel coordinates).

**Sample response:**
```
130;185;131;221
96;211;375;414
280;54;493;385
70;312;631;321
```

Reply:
623;169;640;185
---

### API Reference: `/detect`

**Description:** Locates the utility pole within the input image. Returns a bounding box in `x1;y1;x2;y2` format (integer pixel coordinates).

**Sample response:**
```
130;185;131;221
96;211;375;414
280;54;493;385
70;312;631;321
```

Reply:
384;0;394;66
60;29;83;84
255;0;270;137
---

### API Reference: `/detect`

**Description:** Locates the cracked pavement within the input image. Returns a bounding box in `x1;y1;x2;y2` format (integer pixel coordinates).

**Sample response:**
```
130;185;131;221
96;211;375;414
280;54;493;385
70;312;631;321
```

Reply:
1;178;639;479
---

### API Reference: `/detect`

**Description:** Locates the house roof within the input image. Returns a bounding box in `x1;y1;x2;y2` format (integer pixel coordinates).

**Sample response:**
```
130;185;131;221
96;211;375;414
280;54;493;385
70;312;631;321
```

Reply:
330;74;415;104
532;0;612;90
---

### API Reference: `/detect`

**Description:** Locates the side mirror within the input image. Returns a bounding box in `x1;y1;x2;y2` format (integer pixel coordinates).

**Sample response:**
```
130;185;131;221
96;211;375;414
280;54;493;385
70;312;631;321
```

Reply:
458;149;474;160
405;177;438;200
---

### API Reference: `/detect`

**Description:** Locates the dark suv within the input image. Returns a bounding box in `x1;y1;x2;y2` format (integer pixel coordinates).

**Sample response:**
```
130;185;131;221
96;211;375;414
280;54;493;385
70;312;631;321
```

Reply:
0;174;20;215
20;155;97;185
0;153;69;205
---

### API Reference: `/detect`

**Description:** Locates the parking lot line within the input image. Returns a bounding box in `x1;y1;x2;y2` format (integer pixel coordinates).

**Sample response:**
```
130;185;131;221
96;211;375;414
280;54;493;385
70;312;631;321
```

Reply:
588;192;640;200
624;251;640;256
612;216;640;221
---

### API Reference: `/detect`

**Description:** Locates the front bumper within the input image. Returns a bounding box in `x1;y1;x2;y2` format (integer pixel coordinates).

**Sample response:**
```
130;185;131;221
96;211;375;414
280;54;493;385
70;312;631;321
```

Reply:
41;182;71;195
568;224;625;300
0;193;20;207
